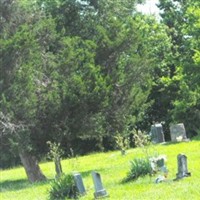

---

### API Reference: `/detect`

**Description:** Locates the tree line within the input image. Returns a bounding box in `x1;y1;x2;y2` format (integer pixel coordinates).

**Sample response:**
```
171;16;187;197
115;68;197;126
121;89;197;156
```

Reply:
0;0;199;182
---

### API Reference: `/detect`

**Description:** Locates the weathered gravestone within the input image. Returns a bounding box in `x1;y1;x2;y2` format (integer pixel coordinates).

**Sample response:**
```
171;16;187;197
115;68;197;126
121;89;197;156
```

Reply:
156;157;168;174
73;173;86;196
150;123;165;143
150;156;166;172
150;155;168;183
170;123;188;142
176;154;191;179
156;158;165;168
92;171;108;198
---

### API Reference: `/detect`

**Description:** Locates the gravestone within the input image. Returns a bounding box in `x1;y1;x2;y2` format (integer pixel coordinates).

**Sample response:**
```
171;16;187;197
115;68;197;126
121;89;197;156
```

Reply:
170;123;188;142
156;157;168;174
73;173;86;195
150;123;165;143
150;156;168;177
176;154;191;179
156;158;165;168
151;156;169;183
92;171;108;198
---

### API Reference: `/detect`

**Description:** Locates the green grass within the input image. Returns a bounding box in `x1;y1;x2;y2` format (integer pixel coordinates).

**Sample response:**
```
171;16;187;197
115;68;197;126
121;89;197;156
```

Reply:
1;139;200;200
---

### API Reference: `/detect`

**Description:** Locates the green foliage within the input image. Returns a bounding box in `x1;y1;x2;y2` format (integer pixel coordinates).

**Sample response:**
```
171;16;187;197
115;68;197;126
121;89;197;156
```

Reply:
47;142;64;162
47;141;63;178
1;0;154;158
123;157;152;182
114;134;130;153
36;0;153;143
0;0;58;154
133;129;152;159
0;142;20;169
157;0;200;136
133;130;150;148
139;0;200;139
125;130;155;182
49;174;77;200
2;0;200;173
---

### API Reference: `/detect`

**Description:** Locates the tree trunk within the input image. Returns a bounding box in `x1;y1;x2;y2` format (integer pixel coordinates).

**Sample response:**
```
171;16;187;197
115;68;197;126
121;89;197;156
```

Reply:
19;151;46;183
55;157;63;178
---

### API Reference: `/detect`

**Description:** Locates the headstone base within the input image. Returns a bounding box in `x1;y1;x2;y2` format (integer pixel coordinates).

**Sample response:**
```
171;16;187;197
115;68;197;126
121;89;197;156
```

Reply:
176;172;191;179
182;138;190;142
94;189;108;198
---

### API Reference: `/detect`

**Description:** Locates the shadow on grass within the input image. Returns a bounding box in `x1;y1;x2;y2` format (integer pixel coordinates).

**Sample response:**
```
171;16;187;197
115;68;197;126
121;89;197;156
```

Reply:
0;179;50;193
0;168;107;193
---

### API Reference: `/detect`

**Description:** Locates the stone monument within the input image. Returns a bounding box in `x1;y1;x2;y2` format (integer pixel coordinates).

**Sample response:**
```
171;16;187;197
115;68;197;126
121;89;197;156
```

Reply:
150;123;165;143
170;123;188;142
92;171;108;198
176;154;191;179
73;173;86;196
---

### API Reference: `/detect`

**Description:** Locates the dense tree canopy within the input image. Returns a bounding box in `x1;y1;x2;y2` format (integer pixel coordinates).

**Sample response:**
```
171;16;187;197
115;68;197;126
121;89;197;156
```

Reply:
156;0;200;136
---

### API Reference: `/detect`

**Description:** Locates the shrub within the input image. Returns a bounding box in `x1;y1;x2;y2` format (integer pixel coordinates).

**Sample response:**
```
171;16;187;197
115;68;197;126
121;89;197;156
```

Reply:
114;134;130;155
123;157;152;182
49;173;77;200
47;141;64;178
133;130;151;148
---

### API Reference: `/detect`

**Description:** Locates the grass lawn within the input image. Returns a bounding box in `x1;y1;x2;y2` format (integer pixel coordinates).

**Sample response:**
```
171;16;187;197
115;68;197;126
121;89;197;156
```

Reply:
1;138;200;200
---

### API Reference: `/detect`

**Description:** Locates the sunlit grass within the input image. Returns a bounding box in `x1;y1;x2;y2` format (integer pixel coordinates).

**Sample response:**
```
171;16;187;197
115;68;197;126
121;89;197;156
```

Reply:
1;139;200;200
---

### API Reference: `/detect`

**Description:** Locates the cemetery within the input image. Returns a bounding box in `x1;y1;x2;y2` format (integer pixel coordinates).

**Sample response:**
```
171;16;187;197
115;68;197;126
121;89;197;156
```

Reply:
1;133;199;200
1;0;200;199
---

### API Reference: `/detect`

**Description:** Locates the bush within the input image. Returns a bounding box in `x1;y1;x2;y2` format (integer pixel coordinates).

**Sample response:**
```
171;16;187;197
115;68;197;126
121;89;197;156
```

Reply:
133;130;150;148
123;158;152;182
114;134;130;155
49;174;77;200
